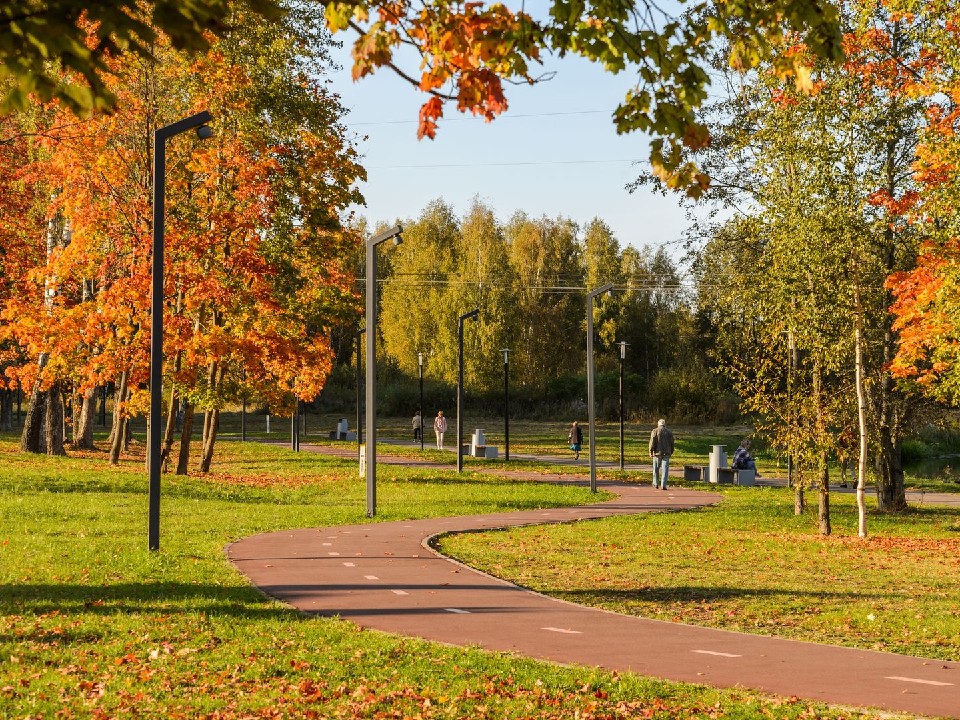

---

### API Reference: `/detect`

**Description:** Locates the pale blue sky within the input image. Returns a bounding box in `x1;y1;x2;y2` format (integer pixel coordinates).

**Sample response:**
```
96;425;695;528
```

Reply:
327;38;693;255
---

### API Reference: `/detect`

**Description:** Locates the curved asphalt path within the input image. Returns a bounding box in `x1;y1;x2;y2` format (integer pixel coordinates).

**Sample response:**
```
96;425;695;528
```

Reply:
228;446;960;719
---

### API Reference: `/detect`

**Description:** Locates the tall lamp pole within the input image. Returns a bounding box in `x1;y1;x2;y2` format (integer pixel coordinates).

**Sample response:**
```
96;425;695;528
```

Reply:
457;309;480;472
418;351;424;451
501;348;510;461
586;283;615;493
365;225;403;517
148;110;212;552
617;341;627;471
356;327;365;454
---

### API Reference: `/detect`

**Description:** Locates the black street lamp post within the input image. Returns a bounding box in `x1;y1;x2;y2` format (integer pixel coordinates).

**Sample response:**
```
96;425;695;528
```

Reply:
365;225;403;517
457;309;480;472
501;348;510;461
148;110;212;552
586;283;615;493
617;341;627;471
418;351;424;451
290;398;299;451
356;327;365;454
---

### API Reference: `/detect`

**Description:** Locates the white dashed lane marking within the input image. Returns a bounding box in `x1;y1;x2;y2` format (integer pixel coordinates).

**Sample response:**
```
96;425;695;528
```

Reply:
342;562;355;567
693;650;743;658
364;575;379;580
885;676;954;687
328;552;340;556
543;627;582;634
391;589;409;596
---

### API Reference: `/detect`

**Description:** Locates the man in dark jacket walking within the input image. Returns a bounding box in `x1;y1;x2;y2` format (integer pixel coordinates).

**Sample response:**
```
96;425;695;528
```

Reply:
648;418;675;490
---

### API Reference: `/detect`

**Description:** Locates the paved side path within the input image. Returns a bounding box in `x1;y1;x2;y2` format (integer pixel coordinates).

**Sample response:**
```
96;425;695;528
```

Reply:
228;453;960;719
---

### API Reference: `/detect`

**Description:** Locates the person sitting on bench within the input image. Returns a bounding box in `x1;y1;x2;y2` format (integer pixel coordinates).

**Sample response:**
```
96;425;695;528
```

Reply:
732;439;759;476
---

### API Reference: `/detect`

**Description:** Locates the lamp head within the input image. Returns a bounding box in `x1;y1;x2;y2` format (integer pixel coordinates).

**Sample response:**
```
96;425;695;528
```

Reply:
196;124;213;140
393;234;403;246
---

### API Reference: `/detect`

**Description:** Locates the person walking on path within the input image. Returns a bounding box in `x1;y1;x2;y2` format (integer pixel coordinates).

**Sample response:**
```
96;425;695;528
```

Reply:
434;410;448;450
412;410;422;441
568;421;583;460
648;418;674;490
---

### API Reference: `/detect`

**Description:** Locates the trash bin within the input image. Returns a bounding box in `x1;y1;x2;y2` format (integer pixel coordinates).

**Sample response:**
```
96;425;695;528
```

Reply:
709;445;727;483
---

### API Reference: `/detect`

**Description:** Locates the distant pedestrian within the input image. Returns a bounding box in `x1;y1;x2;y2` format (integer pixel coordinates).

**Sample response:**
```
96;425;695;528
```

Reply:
412;410;422;441
434;410;448;450
568;421;583;460
648;418;674;490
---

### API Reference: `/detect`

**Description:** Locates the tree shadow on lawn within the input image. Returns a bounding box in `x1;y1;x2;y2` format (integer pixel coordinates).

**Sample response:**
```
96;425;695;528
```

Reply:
558;585;892;604
0;581;293;620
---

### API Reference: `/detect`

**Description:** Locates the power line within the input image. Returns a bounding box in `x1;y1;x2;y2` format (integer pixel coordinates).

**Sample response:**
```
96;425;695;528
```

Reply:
356;278;695;293
347;109;611;126
366;158;642;169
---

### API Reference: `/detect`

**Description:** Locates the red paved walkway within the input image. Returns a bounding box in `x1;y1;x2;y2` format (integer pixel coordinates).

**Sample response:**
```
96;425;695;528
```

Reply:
228;449;960;719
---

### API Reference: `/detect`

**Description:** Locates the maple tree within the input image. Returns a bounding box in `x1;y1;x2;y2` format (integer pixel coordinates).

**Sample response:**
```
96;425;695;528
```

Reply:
0;0;279;116
5;2;848;196
2;6;364;471
887;0;960;407
327;0;845;194
0;111;46;432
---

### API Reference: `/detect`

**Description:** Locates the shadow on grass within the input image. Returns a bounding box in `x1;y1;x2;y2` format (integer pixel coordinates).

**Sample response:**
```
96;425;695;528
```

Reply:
557;585;892;603
0;582;294;619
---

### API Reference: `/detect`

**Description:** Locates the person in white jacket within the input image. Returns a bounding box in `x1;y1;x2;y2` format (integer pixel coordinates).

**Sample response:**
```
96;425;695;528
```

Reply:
434;410;448;450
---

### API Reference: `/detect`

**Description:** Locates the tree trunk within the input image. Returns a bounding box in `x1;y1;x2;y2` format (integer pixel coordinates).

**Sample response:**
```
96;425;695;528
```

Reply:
71;388;96;450
876;425;907;511
160;386;179;472
176;401;195;475
855;305;869;538
0;389;12;431
197;359;220;473
794;484;805;515
199;408;219;473
20;383;45;453
44;382;66;456
818;464;831;536
108;371;129;465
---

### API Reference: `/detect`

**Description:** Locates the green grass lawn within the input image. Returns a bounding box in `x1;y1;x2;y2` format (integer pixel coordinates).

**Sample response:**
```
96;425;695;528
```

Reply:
0;433;935;718
441;486;960;662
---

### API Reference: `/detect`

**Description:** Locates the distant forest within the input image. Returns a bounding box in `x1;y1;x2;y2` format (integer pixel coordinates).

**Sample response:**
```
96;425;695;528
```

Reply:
321;198;731;423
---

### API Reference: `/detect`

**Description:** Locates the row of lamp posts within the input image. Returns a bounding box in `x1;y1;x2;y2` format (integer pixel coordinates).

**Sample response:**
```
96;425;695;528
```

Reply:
148;112;625;542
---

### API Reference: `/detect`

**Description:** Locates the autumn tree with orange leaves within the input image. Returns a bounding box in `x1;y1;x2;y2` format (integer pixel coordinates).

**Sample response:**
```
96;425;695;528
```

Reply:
0;111;47;432
327;0;845;195
1;5;364;471
888;1;960;406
